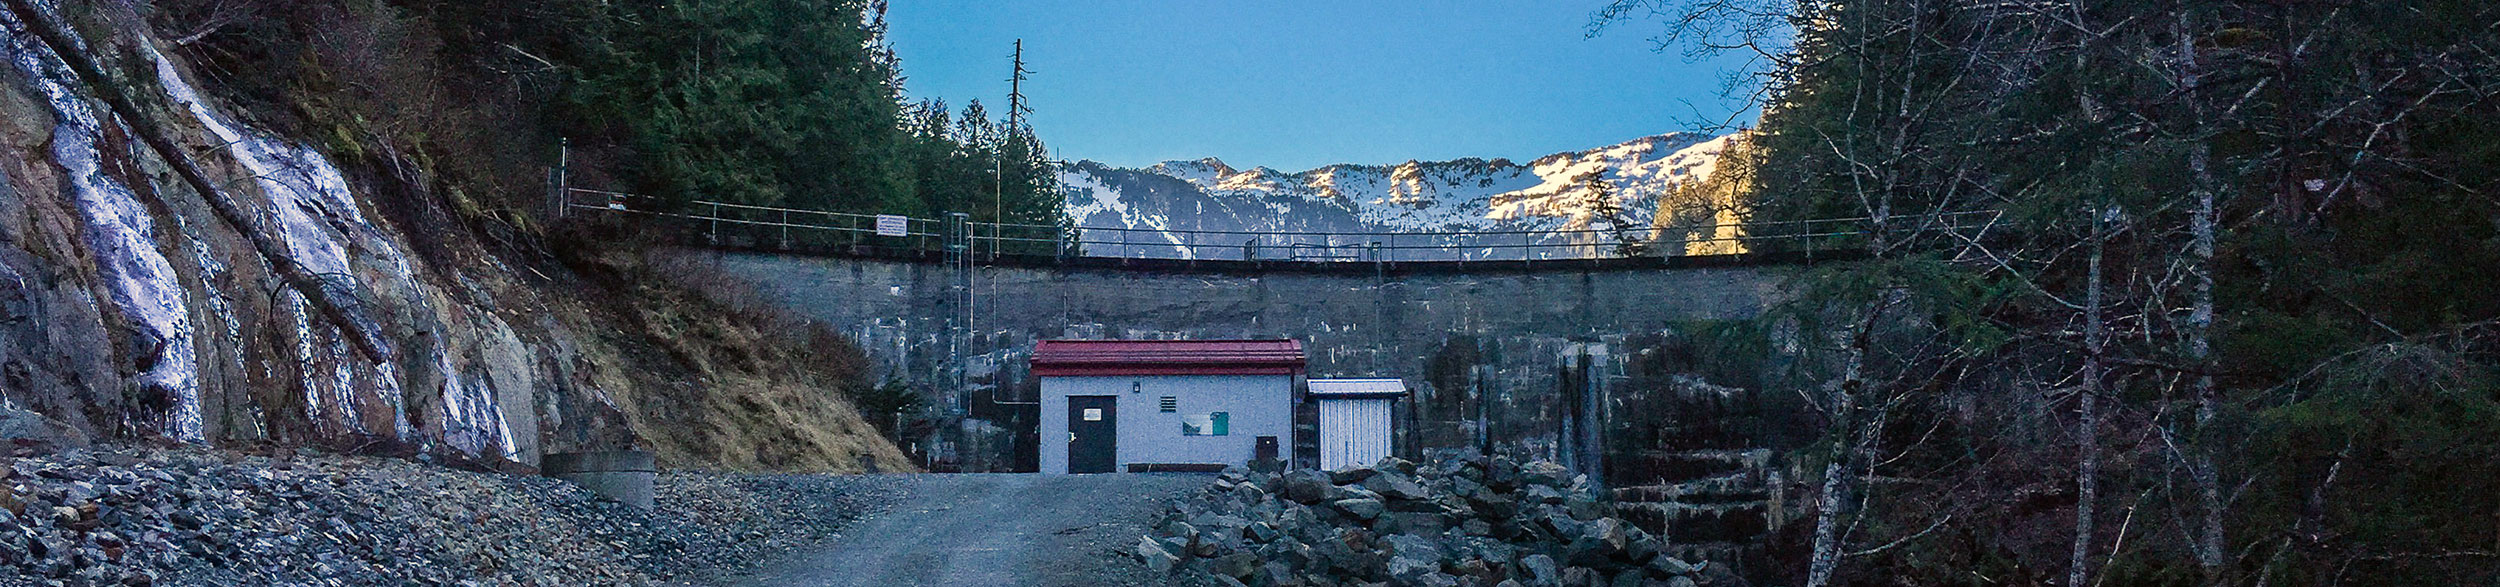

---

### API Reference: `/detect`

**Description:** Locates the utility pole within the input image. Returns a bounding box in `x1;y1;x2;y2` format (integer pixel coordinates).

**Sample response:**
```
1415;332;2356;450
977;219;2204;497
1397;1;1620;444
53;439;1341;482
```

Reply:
995;39;1035;260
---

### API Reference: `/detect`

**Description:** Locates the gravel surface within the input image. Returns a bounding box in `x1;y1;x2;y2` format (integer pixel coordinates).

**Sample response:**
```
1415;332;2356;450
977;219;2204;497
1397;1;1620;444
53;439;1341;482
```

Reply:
0;445;905;586
730;473;1214;587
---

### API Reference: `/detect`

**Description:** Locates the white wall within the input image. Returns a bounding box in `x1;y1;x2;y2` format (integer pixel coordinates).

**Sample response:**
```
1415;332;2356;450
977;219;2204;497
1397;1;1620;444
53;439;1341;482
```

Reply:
1318;398;1395;471
1040;374;1293;474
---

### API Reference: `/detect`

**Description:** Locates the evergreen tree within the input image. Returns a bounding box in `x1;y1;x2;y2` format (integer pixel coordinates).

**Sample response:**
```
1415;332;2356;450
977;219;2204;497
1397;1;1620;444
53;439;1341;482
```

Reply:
1602;0;2500;584
1573;171;1643;257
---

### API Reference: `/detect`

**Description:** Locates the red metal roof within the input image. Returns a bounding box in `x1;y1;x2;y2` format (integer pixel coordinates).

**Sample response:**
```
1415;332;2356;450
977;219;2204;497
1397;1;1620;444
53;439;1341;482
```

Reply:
1031;339;1307;377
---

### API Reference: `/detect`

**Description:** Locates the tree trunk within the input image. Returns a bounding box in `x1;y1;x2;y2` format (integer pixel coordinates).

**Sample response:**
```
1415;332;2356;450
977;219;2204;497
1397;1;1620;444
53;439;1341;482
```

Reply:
1807;312;1875;587
2177;11;2230;582
2070;206;2109;587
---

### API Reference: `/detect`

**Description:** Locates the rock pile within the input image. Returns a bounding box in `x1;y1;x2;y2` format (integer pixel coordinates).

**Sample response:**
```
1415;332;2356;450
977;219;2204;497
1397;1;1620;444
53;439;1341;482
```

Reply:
1138;456;1739;587
0;445;901;586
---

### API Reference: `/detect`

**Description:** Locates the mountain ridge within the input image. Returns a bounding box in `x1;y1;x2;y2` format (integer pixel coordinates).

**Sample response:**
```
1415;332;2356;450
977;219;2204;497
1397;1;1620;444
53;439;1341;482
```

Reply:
1060;132;1737;259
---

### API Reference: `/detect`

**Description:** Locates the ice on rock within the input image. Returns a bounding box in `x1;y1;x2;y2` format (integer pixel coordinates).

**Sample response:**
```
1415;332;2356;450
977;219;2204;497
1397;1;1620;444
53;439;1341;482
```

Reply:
146;46;411;352
437;353;515;458
3;17;202;441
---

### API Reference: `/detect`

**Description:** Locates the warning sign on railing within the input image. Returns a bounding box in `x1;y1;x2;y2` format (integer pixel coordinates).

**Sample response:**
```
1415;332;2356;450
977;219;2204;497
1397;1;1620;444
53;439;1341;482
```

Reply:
874;215;908;237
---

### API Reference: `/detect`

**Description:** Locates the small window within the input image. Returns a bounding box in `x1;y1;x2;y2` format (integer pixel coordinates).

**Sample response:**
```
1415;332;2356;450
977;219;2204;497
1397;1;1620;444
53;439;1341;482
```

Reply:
1181;412;1230;436
1159;396;1178;412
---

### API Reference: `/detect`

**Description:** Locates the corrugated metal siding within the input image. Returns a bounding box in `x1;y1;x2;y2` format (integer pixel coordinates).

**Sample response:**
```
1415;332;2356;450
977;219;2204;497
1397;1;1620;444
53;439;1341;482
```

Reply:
1318;398;1394;471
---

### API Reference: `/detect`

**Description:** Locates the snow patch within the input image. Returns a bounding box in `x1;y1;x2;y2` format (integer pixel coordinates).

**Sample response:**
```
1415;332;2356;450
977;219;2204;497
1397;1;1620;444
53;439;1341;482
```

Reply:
1064;133;1735;260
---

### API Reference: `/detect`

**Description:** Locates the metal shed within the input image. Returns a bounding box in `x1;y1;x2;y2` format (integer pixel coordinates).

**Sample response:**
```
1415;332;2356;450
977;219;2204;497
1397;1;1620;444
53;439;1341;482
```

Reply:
1033;340;1306;474
1310;379;1407;471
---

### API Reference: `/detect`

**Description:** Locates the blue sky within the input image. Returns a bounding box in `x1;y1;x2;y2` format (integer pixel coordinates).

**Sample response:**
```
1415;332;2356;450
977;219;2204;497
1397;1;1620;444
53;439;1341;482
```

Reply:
883;1;1759;172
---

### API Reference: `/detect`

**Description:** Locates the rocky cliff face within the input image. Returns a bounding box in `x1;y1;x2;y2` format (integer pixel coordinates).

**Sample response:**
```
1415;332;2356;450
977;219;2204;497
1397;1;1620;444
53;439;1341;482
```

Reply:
0;2;902;472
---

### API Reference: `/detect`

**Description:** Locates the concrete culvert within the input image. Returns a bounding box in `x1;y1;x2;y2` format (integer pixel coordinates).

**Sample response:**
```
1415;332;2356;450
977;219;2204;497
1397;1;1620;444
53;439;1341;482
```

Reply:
541;450;657;508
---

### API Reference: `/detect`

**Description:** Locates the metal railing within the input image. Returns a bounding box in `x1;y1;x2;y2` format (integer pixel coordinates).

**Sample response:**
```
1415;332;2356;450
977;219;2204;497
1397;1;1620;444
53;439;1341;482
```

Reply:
560;187;1999;262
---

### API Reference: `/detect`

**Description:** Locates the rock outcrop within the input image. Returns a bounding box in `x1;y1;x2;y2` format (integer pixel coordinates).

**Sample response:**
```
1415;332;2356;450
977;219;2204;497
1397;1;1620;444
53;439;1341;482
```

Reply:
0;1;903;472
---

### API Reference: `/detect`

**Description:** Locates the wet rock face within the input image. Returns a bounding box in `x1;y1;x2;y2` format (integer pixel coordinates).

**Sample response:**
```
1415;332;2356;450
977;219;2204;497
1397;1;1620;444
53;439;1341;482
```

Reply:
1139;456;1733;587
0;2;634;465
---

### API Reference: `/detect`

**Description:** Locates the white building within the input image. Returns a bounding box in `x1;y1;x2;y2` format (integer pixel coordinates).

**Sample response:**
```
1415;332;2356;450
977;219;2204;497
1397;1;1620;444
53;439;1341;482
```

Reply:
1310;378;1408;471
1033;340;1306;474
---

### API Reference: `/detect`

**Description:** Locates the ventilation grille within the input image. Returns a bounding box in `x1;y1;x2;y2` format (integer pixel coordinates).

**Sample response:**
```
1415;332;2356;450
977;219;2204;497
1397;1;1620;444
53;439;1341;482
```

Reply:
1159;396;1178;412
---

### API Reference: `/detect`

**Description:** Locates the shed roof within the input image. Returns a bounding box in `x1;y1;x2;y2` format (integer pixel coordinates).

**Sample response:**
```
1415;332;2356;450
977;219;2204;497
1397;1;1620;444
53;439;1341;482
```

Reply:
1309;378;1410;399
1031;339;1306;377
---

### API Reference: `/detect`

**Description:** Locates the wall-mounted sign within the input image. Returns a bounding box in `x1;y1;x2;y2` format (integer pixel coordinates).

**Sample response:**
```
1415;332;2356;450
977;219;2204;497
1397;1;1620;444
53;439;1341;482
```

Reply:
874;215;909;237
1181;412;1230;436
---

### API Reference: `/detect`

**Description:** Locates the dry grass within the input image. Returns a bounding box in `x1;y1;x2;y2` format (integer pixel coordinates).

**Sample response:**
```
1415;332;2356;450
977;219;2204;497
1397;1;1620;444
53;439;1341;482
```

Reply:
551;227;912;473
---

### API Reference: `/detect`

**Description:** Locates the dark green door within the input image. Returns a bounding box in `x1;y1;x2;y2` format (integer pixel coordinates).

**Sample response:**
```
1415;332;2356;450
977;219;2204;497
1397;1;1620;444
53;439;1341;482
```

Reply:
1068;396;1117;473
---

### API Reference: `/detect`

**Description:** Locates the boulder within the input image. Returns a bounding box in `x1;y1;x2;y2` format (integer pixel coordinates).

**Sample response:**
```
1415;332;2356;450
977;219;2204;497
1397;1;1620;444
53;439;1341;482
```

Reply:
1194;513;1251;532
1376;511;1450;535
1259;562;1300;587
1330;466;1381;486
1563;495;1605;521
1532;509;1585;542
1281;471;1338;504
1450;536;1517;569
1520;462;1572;488
1565;518;1629;567
1211;552;1262;579
1332;498;1387;521
1246;521;1283;543
1382;534;1446;582
1643;555;1698;578
0;408;86;452
1136;536;1180;573
1517;554;1563;587
1468;493;1519;520
1377;457;1420;477
1162;520;1199;540
1560;567;1600;587
1622;528;1658;564
1487;458;1524;491
1233;482;1268;504
1361;472;1433;502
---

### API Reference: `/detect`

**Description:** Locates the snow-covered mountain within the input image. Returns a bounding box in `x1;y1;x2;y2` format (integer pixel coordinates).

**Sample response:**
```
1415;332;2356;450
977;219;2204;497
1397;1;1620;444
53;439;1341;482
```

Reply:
1061;132;1738;260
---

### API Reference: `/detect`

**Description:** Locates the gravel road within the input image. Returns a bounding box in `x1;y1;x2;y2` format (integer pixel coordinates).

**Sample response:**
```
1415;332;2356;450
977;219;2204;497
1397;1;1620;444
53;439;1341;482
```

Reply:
727;473;1212;587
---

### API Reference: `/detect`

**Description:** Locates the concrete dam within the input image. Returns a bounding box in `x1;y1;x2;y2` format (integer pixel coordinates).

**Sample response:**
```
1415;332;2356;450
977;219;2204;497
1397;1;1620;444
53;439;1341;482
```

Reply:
708;250;1816;568
709;252;1786;441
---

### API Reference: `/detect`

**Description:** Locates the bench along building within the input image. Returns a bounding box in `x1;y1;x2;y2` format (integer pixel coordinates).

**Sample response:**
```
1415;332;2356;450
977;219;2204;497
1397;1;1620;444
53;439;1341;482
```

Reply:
1034;340;1305;474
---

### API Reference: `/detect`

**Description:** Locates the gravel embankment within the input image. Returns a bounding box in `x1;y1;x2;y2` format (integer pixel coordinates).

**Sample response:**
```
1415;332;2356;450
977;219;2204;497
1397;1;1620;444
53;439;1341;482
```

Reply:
0;445;905;587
